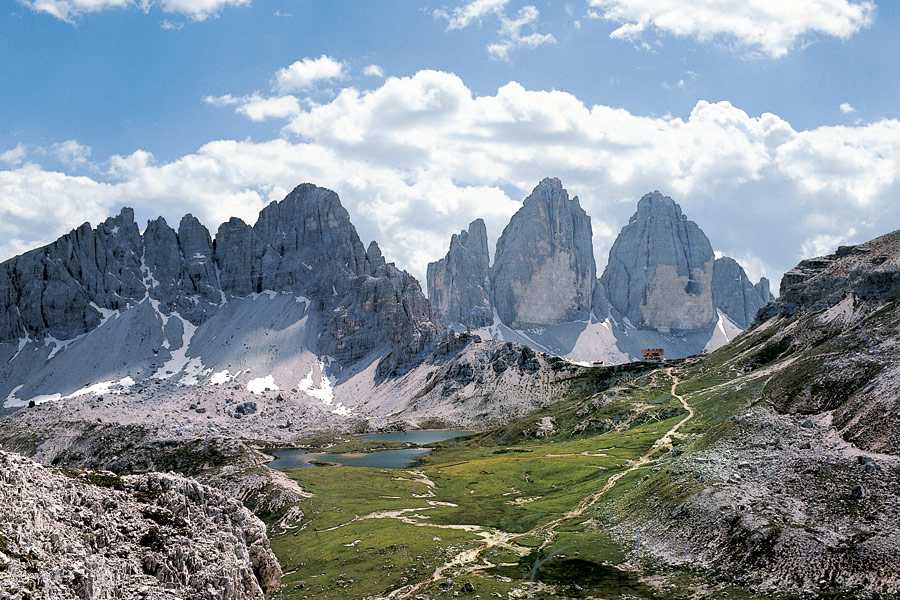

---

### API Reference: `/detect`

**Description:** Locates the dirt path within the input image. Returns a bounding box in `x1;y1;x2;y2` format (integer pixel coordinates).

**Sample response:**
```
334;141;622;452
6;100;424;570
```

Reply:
381;368;693;600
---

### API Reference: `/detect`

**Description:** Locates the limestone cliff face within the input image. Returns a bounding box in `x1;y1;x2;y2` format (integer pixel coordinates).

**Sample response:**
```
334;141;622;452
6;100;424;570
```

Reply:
712;257;772;328
600;191;716;332
755;277;774;303
0;183;439;380
491;178;596;329
427;219;493;328
0;208;145;342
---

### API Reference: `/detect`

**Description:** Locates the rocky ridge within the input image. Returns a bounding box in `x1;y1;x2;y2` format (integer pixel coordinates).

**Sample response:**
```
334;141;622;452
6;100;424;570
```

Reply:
427;219;493;329
491;178;596;328
601;191;717;332
606;228;900;597
755;230;900;454
0;184;450;432
712;257;773;329
429;185;770;362
0;183;438;386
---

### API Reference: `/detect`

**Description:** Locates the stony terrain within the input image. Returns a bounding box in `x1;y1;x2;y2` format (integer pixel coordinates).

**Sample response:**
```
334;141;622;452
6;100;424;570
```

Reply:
0;449;281;599
610;402;900;598
244;227;900;600
2;178;899;600
596;232;900;598
1;178;769;433
0;183;439;415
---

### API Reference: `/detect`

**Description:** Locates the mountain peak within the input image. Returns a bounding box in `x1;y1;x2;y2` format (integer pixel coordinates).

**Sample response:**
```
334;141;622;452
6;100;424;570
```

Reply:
633;191;683;222
602;191;715;332
493;178;595;328
522;177;573;207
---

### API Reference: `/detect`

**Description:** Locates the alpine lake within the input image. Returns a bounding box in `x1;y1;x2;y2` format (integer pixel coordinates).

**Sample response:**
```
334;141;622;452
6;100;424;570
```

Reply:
266;430;475;470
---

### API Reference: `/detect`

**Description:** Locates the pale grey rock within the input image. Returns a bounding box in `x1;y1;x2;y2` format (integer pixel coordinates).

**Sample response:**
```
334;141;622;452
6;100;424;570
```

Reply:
491;178;596;328
214;217;266;298
600;191;716;332
427;219;493;328
247;184;440;379
712;257;771;328
364;240;386;275
755;277;774;303
178;214;222;319
143;216;182;310
0;449;281;599
591;279;611;320
0;182;443;407
252;183;368;294
0;207;146;342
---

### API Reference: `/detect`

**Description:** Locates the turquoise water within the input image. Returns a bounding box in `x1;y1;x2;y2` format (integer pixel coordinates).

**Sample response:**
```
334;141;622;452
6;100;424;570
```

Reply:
268;429;474;470
267;449;312;469
323;448;431;468
362;430;474;443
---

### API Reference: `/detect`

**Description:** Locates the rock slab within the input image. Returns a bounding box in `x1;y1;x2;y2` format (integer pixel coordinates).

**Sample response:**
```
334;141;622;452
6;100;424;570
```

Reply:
491;178;596;329
600;191;716;332
427;219;493;328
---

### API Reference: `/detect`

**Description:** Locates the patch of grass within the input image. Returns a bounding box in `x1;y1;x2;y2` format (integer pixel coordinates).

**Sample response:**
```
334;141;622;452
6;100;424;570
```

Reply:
265;344;808;599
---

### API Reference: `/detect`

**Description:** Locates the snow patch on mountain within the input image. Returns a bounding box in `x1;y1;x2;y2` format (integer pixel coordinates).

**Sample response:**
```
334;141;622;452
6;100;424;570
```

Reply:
703;310;743;354
155;313;198;381
247;375;279;394
4;376;136;408
299;359;351;416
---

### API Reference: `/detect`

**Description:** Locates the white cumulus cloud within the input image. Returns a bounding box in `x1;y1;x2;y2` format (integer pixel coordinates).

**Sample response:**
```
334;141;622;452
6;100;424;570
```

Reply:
436;0;555;60
434;0;509;30
234;94;301;122
840;102;857;114
488;5;556;61
51;140;92;166
363;64;385;78
588;0;876;58
0;144;27;166
19;0;248;22
273;55;346;93
5;70;900;290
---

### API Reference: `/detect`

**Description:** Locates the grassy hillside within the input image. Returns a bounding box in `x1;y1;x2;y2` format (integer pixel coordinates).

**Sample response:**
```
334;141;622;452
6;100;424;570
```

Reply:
264;301;900;599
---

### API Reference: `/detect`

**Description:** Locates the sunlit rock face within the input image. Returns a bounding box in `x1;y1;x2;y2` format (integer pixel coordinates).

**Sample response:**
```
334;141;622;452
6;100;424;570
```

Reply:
601;191;716;332
712;256;773;329
427;219;493;328
491;178;597;329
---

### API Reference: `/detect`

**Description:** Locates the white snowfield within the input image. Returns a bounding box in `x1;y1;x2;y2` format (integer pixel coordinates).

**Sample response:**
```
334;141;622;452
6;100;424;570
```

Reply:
469;308;739;366
0;275;749;438
247;375;279;395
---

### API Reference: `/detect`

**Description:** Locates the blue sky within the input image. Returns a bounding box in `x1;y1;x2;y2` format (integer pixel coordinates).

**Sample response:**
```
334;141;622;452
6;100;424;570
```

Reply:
2;0;899;289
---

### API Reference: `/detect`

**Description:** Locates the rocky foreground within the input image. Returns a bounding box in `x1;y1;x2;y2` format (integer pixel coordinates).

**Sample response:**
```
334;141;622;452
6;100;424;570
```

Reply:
0;450;281;599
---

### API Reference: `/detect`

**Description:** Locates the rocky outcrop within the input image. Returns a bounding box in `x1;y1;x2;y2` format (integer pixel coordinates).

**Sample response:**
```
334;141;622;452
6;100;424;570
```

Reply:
491;178;596;328
0;208;145;342
427;219;493;328
749;229;900;454
251;183;368;295
0;449;281;599
755;277;773;303
711;257;772;328
600;191;716;332
761;234;900;320
0;183;439;384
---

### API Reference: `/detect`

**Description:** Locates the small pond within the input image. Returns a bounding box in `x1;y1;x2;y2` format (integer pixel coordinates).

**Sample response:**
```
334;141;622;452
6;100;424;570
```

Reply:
267;429;474;470
363;430;474;444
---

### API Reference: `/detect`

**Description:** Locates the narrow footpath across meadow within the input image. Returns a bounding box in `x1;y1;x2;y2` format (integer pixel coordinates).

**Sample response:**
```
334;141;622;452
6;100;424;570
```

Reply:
380;367;694;600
